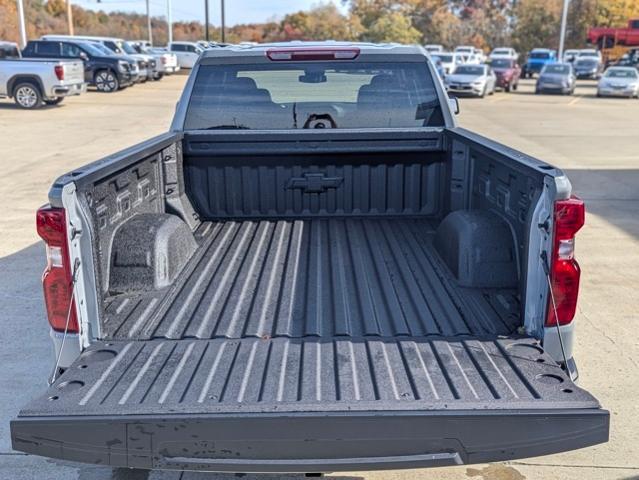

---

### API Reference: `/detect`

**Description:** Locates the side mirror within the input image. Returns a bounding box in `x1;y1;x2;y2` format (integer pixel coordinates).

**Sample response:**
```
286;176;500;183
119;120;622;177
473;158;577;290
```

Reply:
79;52;88;61
448;97;460;115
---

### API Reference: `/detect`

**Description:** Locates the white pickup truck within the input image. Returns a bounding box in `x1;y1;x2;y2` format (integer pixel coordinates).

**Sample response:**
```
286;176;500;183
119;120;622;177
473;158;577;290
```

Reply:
0;41;86;108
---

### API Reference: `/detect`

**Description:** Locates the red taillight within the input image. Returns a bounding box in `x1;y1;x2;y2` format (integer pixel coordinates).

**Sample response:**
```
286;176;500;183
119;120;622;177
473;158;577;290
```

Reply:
266;47;360;61
36;206;78;333
546;196;585;327
54;65;64;81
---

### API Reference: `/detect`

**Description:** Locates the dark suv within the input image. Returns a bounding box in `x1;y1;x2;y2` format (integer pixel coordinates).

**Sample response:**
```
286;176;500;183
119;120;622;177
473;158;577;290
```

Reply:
22;40;136;92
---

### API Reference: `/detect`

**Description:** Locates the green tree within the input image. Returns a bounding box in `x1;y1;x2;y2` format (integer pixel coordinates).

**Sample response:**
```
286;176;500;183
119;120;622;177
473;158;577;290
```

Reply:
365;11;422;43
511;0;562;54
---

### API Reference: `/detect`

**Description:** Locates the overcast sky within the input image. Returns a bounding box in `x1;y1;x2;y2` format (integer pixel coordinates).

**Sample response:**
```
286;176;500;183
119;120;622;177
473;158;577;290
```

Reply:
74;0;348;25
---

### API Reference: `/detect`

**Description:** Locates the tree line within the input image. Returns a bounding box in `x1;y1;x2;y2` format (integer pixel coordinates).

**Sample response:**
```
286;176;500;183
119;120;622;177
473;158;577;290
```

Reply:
2;0;639;53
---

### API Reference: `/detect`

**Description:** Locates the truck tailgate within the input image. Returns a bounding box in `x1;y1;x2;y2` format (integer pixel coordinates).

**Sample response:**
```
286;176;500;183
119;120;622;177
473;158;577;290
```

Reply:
12;336;608;472
62;61;84;84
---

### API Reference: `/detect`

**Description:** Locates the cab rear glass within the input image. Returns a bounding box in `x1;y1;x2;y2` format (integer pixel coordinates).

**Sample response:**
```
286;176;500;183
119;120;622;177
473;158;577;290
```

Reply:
184;61;444;130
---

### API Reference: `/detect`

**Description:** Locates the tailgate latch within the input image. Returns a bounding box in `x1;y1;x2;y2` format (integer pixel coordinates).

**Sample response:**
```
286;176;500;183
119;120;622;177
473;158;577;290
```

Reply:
286;173;344;194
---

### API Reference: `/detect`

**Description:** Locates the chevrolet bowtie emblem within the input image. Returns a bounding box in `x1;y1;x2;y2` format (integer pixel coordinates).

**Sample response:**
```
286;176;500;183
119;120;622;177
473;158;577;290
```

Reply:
285;173;344;193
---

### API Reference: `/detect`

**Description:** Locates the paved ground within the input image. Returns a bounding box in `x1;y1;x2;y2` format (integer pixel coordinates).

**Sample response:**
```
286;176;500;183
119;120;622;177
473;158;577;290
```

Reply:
0;75;638;480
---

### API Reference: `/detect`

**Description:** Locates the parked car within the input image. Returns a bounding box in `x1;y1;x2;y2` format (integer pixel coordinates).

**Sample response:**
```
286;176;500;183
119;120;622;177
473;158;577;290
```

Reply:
573;57;603;79
445;63;497;97
577;49;603;62
431;52;463;75
130;42;180;78
563;49;580;63
597;66;639;97
588;18;639;48
489;47;518;61
10;41;609;474
0;40;20;59
536;63;576;94
0;42;85;108
23;40;138;92
148;47;180;74
41;35;156;82
424;44;444;54
168;41;204;68
614;48;639;69
455;45;475;55
489;58;521;91
523;48;557;78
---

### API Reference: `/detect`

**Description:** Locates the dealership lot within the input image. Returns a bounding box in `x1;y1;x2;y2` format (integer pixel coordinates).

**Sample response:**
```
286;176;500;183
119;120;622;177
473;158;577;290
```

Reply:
0;75;638;479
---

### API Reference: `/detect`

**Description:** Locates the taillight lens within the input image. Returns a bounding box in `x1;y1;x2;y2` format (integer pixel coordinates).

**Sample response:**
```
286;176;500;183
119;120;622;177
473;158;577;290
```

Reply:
546;196;585;326
54;65;64;81
36;206;78;333
266;47;360;61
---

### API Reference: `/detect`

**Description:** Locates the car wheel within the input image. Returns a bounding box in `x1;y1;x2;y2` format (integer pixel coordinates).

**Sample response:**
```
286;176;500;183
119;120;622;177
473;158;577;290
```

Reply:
13;82;43;109
479;85;487;98
513;82;519;91
153;72;164;81
596;92;602;97
95;70;119;93
44;97;64;106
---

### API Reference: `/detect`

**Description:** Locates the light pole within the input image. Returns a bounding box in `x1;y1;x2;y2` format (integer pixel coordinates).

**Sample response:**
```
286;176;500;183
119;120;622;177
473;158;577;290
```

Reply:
558;0;570;60
204;0;210;42
16;0;27;48
146;0;153;45
167;0;173;44
66;0;74;35
220;0;225;43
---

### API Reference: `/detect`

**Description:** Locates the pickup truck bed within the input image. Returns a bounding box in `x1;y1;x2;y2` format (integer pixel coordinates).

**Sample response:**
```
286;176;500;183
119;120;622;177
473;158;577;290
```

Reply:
12;129;608;472
102;217;519;340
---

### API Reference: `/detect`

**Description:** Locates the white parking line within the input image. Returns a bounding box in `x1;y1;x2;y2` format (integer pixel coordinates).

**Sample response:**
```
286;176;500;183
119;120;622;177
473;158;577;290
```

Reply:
568;95;583;105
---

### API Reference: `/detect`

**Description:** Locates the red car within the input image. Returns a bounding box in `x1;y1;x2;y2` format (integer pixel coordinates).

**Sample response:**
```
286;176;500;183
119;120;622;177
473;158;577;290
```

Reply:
588;19;639;48
489;58;521;91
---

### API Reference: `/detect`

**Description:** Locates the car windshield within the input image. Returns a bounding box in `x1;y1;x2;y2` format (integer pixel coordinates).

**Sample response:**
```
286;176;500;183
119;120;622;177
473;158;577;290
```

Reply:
454;65;484;75
434;54;453;63
605;69;638;78
576;59;598;66
530;52;551;59
579;51;598;57
490;59;512;68
92;43;115;55
493;49;510;55
185;62;444;130
543;64;570;74
80;42;107;56
121;42;138;55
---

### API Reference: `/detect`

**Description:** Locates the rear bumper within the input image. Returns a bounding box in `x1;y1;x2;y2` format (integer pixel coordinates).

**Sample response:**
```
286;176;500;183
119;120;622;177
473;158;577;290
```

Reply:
50;82;86;98
11;409;609;473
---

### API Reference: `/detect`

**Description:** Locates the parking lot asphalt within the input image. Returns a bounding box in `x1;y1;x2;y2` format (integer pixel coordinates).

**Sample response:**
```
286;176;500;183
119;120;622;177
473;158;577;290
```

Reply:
0;75;638;480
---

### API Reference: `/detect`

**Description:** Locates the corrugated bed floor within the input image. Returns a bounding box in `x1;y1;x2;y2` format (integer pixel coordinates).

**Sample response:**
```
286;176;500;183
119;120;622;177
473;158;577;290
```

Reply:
102;218;520;340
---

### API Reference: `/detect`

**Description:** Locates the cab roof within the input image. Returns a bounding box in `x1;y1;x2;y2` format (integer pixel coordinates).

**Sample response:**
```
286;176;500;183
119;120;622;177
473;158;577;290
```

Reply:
200;41;427;60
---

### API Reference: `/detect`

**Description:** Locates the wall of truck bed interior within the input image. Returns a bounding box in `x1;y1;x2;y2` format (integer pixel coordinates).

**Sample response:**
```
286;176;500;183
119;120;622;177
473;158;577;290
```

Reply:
62;134;552;342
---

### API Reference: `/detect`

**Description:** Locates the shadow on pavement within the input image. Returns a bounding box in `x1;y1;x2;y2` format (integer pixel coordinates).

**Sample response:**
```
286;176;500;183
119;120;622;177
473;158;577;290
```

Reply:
564;169;639;241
